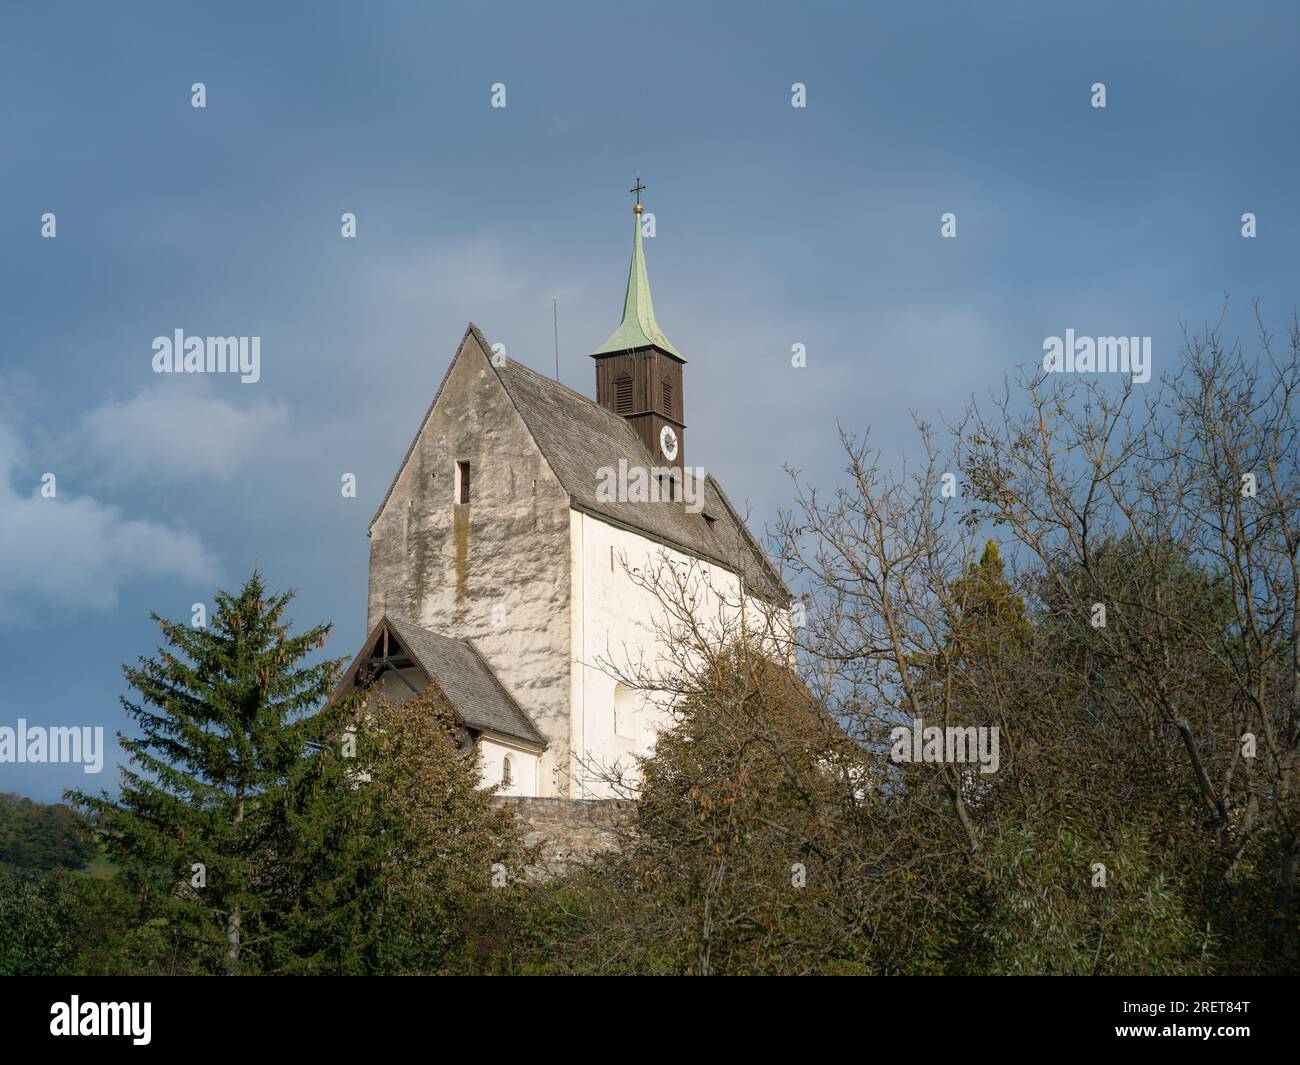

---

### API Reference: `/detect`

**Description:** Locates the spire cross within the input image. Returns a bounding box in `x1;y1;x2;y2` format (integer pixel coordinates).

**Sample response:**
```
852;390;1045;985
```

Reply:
630;174;646;210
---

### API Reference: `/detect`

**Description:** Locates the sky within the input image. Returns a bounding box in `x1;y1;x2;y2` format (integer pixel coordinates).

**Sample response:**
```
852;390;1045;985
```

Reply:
1;0;1297;801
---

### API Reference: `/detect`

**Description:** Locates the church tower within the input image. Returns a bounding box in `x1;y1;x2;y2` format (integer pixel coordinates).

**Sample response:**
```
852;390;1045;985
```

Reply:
591;180;686;477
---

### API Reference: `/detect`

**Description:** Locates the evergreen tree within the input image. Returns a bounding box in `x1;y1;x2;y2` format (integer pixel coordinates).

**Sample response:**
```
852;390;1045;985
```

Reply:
69;571;350;975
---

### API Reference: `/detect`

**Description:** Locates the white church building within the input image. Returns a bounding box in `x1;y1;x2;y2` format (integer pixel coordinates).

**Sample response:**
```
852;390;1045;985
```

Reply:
331;195;789;798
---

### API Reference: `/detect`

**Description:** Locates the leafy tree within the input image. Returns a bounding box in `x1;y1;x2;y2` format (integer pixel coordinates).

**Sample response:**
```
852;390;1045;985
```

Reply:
0;793;95;871
276;688;533;975
961;317;1300;967
0;866;77;975
557;642;952;975
971;816;1214;975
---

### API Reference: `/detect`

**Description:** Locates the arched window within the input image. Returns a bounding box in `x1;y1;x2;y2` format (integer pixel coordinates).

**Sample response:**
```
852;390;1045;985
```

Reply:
501;755;513;788
614;682;638;739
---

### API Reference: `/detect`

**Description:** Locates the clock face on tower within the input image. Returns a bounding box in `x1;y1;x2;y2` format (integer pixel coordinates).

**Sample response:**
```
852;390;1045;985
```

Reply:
659;424;679;462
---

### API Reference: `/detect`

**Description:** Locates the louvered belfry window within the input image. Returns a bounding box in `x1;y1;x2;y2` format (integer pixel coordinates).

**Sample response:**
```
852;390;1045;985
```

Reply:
662;380;673;416
615;373;633;414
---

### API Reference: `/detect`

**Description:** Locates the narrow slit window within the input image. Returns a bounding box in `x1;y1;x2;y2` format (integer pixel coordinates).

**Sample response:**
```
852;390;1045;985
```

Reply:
502;755;513;788
456;461;471;504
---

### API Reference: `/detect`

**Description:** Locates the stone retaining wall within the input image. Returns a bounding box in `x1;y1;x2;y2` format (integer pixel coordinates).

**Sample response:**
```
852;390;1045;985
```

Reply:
494;796;635;879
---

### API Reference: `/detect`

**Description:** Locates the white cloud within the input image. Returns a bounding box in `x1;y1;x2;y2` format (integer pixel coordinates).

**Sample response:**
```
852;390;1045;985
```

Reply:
81;382;289;484
0;422;218;627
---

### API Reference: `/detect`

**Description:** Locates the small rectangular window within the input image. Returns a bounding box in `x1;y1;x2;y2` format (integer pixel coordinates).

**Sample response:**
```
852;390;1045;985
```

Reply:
456;461;471;504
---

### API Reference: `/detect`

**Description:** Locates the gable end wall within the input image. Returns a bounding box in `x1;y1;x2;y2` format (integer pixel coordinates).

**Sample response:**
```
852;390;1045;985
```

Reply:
367;343;573;795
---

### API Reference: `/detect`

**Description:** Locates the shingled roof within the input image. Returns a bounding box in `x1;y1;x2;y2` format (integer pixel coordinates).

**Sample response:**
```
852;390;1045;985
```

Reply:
491;345;786;599
334;615;546;748
371;325;785;603
370;323;786;600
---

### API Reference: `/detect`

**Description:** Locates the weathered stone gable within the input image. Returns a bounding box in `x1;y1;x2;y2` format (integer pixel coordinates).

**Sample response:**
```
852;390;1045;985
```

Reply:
368;329;573;794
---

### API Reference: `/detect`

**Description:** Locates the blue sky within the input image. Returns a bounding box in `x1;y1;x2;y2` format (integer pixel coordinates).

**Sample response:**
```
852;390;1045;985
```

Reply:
2;0;1297;801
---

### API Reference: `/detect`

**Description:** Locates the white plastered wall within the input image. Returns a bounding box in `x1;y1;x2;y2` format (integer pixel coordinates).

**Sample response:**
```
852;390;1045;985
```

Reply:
477;734;542;797
569;509;782;798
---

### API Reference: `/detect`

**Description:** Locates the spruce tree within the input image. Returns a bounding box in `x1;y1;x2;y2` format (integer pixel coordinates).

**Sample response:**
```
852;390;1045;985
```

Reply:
70;571;350;975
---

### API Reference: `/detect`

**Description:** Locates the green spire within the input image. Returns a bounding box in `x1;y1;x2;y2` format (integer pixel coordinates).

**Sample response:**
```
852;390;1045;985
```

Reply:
593;207;683;359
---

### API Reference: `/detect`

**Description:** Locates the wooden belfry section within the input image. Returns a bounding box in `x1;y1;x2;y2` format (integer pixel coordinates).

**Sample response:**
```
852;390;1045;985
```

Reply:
593;350;684;465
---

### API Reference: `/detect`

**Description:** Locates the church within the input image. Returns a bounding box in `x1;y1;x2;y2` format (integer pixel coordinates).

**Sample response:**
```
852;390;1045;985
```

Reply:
331;191;789;798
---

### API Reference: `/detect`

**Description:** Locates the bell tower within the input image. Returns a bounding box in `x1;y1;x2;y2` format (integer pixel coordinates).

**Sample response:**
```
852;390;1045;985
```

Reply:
591;177;686;477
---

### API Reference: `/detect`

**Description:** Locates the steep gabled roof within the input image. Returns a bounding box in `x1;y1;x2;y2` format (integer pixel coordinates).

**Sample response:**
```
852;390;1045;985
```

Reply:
333;615;546;748
492;351;787;599
369;323;788;601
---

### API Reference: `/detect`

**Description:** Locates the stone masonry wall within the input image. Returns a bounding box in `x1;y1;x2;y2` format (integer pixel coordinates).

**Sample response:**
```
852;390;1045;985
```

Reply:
368;331;574;795
495;796;635;879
